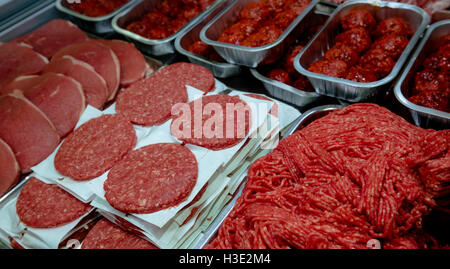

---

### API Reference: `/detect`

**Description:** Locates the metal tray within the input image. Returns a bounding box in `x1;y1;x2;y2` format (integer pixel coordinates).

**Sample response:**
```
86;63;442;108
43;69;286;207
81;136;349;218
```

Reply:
283;104;345;137
250;68;322;107
200;0;320;67
194;104;343;249
295;0;430;102
56;0;138;34
112;0;225;56
249;4;329;107
175;0;242;78
394;19;450;130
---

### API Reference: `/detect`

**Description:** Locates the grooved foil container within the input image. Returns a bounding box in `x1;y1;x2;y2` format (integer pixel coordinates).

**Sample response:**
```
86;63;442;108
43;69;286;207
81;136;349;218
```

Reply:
200;0;320;68
249;2;330;107
394;19;450;130
175;0;242;78
56;0;137;34
112;0;225;56
294;0;430;102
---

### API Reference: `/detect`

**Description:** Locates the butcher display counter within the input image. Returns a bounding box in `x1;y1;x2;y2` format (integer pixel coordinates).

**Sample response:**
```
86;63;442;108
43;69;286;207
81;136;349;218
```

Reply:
0;0;449;250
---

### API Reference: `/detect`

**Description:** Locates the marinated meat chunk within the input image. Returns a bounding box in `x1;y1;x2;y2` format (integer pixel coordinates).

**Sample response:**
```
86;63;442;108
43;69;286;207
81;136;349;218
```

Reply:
308;59;349;78
241;25;283;47
335;27;372;54
359;48;396;78
371;34;409;60
374;17;412;38
283;44;305;74
340;9;376;30
324;43;359;65
267;69;291;84
345;66;378;83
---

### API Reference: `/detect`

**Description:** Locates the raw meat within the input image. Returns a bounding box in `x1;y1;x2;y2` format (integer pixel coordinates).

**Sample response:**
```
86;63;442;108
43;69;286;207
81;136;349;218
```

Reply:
44;55;108;109
0;42;48;89
116;67;189;126
170;94;251;150
3;73;85;137
13;19;88;58
0;138;20;196
0;91;60;173
207;103;450;249
54;114;137;181
81;219;158;249
95;40;146;87
104;143;198;214
52;40;120;101
16;177;92;228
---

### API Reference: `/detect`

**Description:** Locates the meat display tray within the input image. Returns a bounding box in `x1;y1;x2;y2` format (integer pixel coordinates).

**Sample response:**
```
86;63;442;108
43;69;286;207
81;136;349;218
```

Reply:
394;19;450;130
112;0;226;56
200;0;320;67
295;0;430;102
56;0;138;34
175;0;242;78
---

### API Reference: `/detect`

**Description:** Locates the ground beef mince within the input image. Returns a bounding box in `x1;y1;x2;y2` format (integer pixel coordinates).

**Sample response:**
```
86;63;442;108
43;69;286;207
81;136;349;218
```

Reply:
104;143;198;214
206;103;450;249
54;114;137;181
16;178;92;228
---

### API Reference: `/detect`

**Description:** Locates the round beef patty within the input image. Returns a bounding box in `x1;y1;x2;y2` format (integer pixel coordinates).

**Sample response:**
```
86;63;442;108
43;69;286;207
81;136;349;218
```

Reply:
104;143;198;214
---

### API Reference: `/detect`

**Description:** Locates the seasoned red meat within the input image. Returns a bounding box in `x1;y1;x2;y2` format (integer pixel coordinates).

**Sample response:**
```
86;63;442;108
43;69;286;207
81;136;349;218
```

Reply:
290;76;314;92
308;59;348;78
273;10;298;29
241;25;283;47
423;48;450;72
324;43;359;65
217;19;259;45
340;9;376;30
413;69;449;94
187;40;212;57
344;66;378;83
267;69;291;84
409;90;449;113
240;2;271;23
374;17;412;38
283;44;305;74
371;34;409;60
335;27;372;54
359;48;396;78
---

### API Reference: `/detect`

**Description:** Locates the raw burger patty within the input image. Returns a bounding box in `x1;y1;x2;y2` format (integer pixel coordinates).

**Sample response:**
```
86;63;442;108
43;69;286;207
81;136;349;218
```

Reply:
0;42;48;88
0;91;60;173
96;39;146;87
155;62;215;93
16;177;92;228
116;71;188;126
52;40;120;101
104;143;198;214
13;19;88;58
54;114;137;181
81;219;158;249
44;55;108;109
0;138;20;196
171;94;251;150
3;73;85;137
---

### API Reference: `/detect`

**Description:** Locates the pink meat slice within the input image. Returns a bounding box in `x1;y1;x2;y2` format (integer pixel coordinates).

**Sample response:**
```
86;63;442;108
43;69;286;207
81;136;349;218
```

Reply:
44;55;108;109
0;42;48;88
96;39;146;87
52;40;120;101
3;73;85;137
0;91;60;173
0;138;20;196
13;19;89;58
